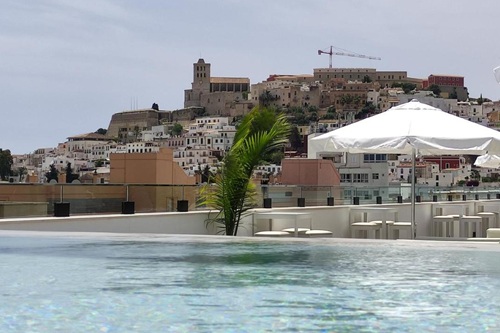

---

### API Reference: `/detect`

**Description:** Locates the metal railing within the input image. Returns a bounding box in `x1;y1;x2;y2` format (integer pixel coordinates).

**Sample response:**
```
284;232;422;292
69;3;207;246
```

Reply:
1;182;500;218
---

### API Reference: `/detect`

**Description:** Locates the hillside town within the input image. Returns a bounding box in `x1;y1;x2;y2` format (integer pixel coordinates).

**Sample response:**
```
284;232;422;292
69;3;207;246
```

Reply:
4;58;500;193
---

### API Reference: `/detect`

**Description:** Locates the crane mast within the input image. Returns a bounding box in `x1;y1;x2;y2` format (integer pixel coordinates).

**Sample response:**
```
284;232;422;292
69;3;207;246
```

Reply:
317;46;381;68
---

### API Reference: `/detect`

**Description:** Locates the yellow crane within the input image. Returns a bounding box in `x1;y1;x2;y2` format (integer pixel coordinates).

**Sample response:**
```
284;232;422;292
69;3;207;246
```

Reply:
318;46;381;68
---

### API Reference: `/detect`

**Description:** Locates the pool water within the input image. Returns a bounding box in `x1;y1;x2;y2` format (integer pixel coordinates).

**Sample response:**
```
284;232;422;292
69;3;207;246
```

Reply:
1;232;500;332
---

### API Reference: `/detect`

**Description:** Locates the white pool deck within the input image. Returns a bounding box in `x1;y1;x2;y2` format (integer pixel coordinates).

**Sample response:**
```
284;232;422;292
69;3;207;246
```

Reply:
1;200;500;243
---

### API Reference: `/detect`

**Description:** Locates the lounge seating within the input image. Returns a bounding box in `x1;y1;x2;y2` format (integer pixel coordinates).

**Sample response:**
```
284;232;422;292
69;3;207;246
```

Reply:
476;212;498;234
281;227;310;236
254;231;290;237
350;222;381;239
487;228;500;238
432;215;459;237
304;230;333;237
460;215;483;238
388;222;412;239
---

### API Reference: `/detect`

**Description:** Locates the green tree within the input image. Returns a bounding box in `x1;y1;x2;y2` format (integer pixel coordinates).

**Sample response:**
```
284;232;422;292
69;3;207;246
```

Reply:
428;84;441;96
391;82;416;94
339;94;354;106
356;102;378;119
95;128;107;135
259;90;278;107
171;123;183;136
285;106;309;126
193;108;208;118
477;94;484;105
322;106;337;120
289;126;302;151
267;150;285;165
470;169;481;181
45;164;59;183
450;87;458;99
65;162;79;183
199;106;290;235
0;149;13;181
196;163;212;183
362;75;372;83
13;167;27;182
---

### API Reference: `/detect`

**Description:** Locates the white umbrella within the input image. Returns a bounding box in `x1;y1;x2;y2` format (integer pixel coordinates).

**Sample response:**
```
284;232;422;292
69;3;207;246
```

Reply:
472;66;500;169
475;154;500;168
309;99;500;238
494;65;500;84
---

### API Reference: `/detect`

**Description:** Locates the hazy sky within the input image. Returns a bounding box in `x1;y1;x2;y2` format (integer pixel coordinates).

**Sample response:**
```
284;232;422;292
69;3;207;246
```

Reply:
3;0;500;154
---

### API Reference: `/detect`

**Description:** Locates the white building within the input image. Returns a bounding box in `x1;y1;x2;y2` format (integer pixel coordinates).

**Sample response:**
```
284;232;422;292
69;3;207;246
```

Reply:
65;133;111;160
141;125;170;142
41;155;75;174
126;142;161;153
174;146;218;173
255;164;282;176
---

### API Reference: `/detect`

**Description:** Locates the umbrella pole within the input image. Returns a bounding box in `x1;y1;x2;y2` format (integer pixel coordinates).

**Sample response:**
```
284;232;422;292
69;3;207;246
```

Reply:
411;148;416;239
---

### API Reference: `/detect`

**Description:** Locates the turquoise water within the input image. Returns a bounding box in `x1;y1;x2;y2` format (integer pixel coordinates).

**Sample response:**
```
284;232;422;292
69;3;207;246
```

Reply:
1;233;500;332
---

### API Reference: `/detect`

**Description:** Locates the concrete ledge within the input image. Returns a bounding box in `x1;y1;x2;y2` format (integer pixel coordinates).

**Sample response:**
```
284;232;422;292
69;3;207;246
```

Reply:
0;211;217;235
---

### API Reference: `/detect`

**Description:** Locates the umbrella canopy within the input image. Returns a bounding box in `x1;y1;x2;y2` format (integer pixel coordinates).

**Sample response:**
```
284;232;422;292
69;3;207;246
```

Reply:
475;154;500;168
494;65;500;84
309;99;500;240
309;99;500;157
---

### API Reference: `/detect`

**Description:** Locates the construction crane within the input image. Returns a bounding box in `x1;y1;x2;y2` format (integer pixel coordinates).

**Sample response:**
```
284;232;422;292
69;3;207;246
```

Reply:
318;46;381;68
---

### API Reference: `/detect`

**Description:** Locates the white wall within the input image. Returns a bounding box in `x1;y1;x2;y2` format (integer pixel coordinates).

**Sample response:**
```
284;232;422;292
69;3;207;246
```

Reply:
1;200;493;239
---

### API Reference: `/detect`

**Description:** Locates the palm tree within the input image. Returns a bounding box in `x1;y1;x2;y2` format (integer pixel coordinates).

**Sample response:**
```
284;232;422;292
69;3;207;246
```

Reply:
199;106;291;235
259;90;278;107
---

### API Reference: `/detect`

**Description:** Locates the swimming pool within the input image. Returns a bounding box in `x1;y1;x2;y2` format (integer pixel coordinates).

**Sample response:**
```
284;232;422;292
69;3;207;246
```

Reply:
1;231;500;332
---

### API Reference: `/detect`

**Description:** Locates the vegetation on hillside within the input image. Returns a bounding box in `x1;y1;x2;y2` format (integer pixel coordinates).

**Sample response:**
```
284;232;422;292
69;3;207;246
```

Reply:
45;164;59;183
391;82;417;94
65;162;79;183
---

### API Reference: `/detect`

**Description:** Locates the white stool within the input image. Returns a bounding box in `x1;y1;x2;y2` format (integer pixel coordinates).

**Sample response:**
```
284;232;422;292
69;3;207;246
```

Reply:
433;215;459;237
476;212;498;235
388;222;412;239
351;222;381;239
460;216;483;238
371;220;394;239
282;228;310;236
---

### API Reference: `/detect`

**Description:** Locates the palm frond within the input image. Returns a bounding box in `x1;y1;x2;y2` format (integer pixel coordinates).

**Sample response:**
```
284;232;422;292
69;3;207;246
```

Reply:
198;107;290;235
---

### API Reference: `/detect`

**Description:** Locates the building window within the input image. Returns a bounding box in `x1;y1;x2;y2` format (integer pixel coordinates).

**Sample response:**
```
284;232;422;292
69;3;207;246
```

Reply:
340;174;352;183
372;173;379;180
363;154;387;163
352;173;369;183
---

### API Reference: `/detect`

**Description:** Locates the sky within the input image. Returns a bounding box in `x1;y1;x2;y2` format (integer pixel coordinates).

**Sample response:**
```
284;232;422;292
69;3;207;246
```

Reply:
2;0;500;154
